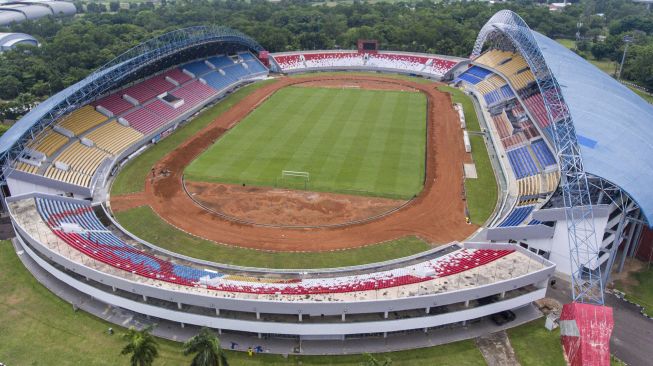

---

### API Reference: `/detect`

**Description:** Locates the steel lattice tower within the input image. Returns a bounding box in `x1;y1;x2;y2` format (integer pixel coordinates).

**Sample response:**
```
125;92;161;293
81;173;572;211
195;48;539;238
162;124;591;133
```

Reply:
472;10;604;305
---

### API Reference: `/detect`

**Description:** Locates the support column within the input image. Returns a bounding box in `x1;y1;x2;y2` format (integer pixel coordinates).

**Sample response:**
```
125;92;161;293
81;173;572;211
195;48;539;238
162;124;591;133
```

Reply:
142;295;147;302
177;302;182;310
112;286;116;292
464;300;470;307
215;308;220;316
383;332;387;338
384;311;388;319
618;220;638;272
341;312;346;322
256;312;260;320
298;313;303;322
425;307;430;314
218;329;222;335
629;220;644;257
180;323;185;328
258;333;262;339
500;291;506;299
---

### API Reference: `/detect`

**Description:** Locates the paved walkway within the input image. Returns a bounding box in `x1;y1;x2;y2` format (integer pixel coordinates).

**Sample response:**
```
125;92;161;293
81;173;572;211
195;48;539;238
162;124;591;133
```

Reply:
13;237;542;355
476;330;520;366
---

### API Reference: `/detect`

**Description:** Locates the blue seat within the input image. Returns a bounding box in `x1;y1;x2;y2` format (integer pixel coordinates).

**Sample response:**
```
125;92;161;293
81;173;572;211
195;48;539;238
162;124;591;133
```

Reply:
507;146;538;179
531;139;556;167
498;206;534;227
183;61;212;77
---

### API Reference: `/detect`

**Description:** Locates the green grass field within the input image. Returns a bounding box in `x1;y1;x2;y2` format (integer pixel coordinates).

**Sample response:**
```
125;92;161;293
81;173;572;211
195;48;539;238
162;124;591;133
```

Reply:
508;318;566;366
185;86;427;199
614;262;653;315
114;206;431;268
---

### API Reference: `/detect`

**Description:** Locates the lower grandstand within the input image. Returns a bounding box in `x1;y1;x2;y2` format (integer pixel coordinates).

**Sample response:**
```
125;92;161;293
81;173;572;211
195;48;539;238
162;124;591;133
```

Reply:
9;192;553;338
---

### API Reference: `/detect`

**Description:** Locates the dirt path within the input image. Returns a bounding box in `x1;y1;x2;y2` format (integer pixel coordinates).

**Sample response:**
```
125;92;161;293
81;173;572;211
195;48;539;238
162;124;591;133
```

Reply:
183;181;406;227
111;75;478;251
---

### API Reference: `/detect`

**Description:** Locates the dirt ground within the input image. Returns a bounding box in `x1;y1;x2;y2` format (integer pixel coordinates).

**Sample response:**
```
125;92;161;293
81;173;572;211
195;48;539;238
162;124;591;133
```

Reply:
111;75;478;251
183;181;406;227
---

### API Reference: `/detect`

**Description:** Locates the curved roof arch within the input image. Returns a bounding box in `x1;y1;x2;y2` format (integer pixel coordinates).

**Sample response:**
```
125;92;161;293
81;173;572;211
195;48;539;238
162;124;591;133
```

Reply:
0;32;38;50
24;1;76;16
0;10;24;25
472;10;653;225
0;26;264;173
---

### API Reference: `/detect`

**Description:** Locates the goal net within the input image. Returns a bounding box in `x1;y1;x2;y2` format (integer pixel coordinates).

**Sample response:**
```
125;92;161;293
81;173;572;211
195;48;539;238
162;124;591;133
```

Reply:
279;170;310;190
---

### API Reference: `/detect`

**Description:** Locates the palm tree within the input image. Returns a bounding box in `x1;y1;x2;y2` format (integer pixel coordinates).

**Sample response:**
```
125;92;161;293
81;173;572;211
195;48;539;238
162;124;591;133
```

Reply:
183;327;229;366
363;353;392;366
121;325;159;366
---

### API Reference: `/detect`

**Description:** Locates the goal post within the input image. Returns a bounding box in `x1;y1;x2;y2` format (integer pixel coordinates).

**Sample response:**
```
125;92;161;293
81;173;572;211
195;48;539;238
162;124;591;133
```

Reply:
280;170;310;190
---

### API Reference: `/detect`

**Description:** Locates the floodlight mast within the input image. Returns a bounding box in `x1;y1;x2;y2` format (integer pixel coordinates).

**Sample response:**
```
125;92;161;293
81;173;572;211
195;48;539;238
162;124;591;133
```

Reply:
472;10;605;305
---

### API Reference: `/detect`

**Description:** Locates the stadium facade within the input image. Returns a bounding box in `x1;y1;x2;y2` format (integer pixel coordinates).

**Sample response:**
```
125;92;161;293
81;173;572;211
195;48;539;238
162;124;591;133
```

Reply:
1;11;651;353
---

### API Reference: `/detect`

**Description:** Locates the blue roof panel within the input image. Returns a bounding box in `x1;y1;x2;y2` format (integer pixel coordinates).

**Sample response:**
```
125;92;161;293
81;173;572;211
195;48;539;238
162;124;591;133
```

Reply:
533;31;653;224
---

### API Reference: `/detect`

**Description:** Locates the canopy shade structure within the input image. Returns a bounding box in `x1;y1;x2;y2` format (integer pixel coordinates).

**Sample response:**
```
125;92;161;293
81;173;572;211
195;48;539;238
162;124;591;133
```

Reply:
473;10;653;226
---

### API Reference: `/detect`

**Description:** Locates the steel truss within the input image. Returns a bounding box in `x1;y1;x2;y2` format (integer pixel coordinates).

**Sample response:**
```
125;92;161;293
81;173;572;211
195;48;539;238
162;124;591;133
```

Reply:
472;10;604;305
1;26;264;180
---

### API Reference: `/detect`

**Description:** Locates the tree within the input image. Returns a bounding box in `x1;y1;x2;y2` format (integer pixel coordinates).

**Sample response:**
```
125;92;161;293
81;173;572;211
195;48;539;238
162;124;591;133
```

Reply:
363;353;392;366
121;325;159;366
183;327;229;366
109;2;120;12
0;76;21;100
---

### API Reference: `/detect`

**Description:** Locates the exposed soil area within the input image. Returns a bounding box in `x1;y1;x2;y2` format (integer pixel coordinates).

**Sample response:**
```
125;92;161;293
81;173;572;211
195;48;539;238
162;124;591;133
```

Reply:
111;75;478;251
183;181;407;227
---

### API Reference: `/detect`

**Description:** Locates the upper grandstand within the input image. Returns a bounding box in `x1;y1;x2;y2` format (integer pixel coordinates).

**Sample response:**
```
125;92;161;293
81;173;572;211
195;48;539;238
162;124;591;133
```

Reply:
269;50;463;79
466;10;653;226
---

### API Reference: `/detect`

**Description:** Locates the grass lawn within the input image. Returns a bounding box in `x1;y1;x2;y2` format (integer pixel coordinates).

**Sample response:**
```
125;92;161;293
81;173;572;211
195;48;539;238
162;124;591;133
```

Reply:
614;263;653;315
589;59;617;75
465;135;498;225
111;79;278;196
438;85;481;132
555;38;576;50
185;86;427;199
0;240;189;366
628;85;653;104
437;85;497;225
114;205;432;268
0;239;486;365
0;123;9;137
507;318;566;366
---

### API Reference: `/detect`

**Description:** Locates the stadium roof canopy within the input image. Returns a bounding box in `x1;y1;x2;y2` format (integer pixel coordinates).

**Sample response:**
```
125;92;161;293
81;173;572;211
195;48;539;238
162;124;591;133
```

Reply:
0;1;75;26
473;10;653;225
0;32;37;51
0;26;264;177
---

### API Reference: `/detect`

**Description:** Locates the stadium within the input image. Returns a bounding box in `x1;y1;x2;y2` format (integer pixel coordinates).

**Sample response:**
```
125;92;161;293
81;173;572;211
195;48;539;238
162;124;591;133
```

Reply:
1;9;652;364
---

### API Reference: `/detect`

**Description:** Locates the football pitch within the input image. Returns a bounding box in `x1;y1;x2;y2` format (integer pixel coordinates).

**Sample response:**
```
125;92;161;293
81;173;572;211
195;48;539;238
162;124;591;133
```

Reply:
185;86;427;199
